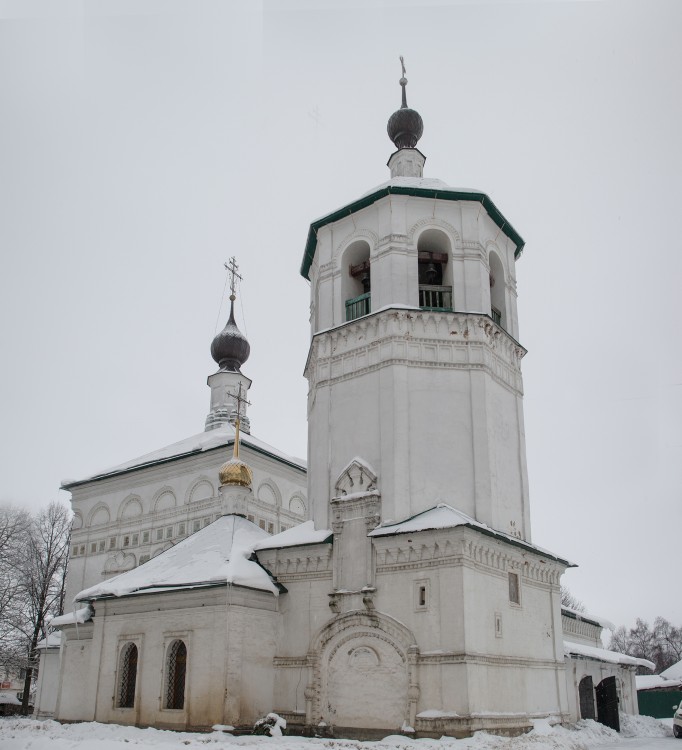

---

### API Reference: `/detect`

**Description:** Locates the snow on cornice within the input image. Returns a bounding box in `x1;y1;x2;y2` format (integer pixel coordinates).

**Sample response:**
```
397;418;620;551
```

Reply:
564;640;655;671
61;424;305;489
368;503;574;566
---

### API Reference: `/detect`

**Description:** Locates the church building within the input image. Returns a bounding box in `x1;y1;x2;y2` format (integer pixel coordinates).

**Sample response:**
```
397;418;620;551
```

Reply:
43;68;650;737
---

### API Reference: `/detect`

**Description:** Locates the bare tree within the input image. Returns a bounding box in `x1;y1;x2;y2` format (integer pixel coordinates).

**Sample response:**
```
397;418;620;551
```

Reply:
609;617;682;674
560;586;586;613
0;506;30;651
14;501;71;714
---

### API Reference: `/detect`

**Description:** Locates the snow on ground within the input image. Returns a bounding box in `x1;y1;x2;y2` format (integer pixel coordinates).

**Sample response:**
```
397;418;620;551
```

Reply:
0;714;672;750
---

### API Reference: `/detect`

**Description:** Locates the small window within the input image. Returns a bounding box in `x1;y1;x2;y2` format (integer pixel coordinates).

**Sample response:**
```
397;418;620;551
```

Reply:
280;525;288;533
90;543;97;554
203;517;211;528
165;526;173;539
109;537;117;549
99;540;105;552
72;545;79;556
508;572;520;604
123;536;130;547
258;519;266;530
247;515;255;523
156;528;164;541
142;531;150;544
193;520;201;533
267;522;274;534
117;642;138;708
164;639;187;710
414;579;429;610
495;612;503;638
178;523;186;536
132;534;139;546
79;545;85;555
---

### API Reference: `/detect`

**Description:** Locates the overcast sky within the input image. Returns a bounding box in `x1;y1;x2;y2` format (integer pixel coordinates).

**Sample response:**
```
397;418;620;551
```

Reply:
1;0;680;633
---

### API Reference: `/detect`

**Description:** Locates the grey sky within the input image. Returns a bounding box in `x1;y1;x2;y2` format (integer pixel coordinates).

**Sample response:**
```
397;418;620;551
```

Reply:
1;0;680;632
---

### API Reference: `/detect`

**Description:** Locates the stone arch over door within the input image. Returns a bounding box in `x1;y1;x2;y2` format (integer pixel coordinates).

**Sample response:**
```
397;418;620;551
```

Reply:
307;611;418;732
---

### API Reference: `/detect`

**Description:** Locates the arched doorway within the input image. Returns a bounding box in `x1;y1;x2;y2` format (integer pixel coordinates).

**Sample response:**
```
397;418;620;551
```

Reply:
325;634;408;730
579;675;595;719
309;612;417;733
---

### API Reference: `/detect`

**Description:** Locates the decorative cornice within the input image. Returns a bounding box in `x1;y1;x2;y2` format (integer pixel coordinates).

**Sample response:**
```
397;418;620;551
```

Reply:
305;310;526;396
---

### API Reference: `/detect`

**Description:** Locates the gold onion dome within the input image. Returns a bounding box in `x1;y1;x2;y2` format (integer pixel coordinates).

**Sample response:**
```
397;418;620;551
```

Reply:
219;457;253;487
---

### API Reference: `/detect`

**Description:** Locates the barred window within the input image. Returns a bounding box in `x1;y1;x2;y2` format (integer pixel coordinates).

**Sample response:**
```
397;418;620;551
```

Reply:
164;640;187;710
117;642;138;708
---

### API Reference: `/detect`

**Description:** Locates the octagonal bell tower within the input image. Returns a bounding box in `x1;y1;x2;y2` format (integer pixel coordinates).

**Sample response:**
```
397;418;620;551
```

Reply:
302;67;531;542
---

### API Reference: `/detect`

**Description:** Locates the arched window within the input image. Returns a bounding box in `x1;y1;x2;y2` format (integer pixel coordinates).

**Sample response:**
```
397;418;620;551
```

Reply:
164;640;187;710
417;229;453;311
342;240;371;321
489;251;506;329
117;642;138;708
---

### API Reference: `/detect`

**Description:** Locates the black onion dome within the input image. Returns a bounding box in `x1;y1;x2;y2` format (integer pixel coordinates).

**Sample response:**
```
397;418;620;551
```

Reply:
210;301;250;371
387;74;423;149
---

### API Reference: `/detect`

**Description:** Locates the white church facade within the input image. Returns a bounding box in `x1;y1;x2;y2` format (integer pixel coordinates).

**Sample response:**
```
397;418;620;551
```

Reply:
43;70;651;737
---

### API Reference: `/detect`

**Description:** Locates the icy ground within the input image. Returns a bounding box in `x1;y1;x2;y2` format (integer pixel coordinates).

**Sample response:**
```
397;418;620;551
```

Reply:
0;713;673;750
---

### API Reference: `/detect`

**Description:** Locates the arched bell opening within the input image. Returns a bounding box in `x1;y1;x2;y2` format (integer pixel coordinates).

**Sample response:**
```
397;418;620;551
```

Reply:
489;250;506;329
417;229;453;311
342;240;371;322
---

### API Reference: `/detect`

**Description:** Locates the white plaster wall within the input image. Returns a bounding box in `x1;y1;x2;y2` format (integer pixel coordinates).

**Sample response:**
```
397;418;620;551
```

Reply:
54;624;97;722
306;310;529;535
34;647;61;719
56;586;279;730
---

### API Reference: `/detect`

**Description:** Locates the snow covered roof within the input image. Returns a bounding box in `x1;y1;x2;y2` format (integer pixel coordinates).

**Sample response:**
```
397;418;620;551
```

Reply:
49;607;92;628
253;520;332;551
662;659;682;680
61;423;305;489
564;640;655;671
636;674;682;691
74;515;280;602
300;178;525;280
561;606;616;632
36;631;62;649
368;504;573;566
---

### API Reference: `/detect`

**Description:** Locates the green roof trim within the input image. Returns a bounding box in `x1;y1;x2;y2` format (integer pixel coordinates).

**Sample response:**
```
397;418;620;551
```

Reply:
300;185;525;280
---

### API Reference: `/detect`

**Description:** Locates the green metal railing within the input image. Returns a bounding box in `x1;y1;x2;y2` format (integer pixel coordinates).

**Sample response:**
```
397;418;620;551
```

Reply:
345;292;371;321
419;285;452;311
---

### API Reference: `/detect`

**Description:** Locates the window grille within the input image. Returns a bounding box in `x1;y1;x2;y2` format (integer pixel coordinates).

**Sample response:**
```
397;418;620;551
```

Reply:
142;531;150;544
491;306;502;326
178;523;186;536
132;534;139;546
109;537;116;549
117;643;138;708
79;545;85;555
164;640;187;710
156;528;164;541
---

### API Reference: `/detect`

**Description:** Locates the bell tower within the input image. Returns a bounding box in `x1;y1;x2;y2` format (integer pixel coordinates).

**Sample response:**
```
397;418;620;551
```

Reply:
302;62;531;541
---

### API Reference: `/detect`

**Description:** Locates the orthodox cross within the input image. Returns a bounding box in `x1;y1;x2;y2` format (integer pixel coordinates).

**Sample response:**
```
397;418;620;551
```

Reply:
224;257;243;302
